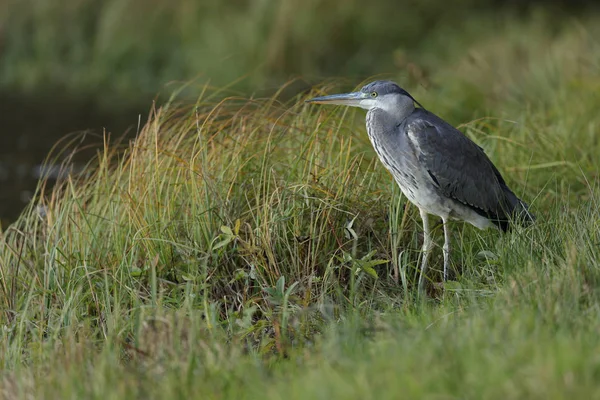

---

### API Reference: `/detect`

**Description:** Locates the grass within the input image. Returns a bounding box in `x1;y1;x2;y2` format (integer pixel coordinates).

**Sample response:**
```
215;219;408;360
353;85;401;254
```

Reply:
2;12;600;399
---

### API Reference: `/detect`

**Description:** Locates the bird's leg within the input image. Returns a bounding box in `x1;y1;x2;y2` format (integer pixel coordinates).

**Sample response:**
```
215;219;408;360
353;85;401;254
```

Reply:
442;216;450;281
418;209;432;293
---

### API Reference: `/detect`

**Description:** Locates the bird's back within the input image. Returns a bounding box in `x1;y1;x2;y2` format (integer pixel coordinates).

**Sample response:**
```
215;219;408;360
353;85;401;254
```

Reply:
400;108;534;231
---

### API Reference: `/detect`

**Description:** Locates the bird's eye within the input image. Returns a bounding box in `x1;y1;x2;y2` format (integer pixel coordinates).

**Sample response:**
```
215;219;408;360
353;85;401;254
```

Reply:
371;92;378;98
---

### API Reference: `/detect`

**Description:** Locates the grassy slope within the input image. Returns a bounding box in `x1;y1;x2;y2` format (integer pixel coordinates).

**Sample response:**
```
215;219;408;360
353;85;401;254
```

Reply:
2;13;600;399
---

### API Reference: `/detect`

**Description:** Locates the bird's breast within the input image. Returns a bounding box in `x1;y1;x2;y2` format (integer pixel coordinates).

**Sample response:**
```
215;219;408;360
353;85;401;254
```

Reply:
366;115;419;193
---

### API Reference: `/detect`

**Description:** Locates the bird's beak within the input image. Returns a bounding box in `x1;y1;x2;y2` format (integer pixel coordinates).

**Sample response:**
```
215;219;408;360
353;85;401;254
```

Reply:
305;91;367;107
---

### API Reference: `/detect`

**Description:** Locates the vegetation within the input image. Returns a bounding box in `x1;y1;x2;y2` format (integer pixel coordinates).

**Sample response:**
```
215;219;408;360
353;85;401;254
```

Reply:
1;0;583;102
2;5;600;399
2;0;460;96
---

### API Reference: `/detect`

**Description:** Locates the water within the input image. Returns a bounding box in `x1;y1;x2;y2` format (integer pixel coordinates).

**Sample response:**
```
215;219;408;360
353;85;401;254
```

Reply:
0;90;146;227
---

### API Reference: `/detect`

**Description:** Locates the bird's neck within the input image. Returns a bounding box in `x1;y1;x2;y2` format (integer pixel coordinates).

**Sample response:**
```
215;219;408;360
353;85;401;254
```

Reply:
366;109;397;143
369;96;415;126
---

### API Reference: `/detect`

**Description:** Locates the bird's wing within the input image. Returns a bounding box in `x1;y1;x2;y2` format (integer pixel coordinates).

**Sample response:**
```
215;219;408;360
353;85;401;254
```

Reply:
405;113;506;216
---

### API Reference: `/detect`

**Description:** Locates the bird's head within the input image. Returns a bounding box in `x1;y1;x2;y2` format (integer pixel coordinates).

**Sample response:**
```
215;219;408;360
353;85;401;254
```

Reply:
306;80;423;115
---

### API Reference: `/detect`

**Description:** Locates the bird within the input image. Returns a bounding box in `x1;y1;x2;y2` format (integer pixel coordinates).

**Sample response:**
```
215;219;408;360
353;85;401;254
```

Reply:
306;80;534;290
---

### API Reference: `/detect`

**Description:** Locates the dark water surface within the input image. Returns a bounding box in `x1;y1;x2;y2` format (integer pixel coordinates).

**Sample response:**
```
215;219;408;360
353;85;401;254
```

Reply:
0;91;147;227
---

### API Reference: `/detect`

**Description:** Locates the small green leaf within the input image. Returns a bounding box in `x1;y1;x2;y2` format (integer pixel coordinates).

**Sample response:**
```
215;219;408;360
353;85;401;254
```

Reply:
361;265;379;279
212;236;233;250
233;269;248;281
342;251;353;263
285;281;299;297
362;249;378;260
181;274;194;282
361;259;388;269
276;275;285;295
344;216;359;240
221;225;234;236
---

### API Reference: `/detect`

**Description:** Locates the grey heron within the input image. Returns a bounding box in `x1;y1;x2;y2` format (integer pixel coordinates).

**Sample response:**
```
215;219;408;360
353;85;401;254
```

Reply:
306;80;534;290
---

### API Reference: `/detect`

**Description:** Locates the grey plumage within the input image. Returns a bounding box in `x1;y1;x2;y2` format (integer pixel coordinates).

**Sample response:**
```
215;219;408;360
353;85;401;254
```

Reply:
307;80;534;289
403;109;531;232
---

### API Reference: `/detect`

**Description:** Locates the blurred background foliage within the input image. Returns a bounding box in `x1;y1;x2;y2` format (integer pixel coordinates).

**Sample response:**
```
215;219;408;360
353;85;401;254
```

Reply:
0;0;598;225
1;0;593;99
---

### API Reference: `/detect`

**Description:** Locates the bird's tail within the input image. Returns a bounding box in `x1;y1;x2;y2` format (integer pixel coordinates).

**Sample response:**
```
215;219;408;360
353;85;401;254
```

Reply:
503;185;535;229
